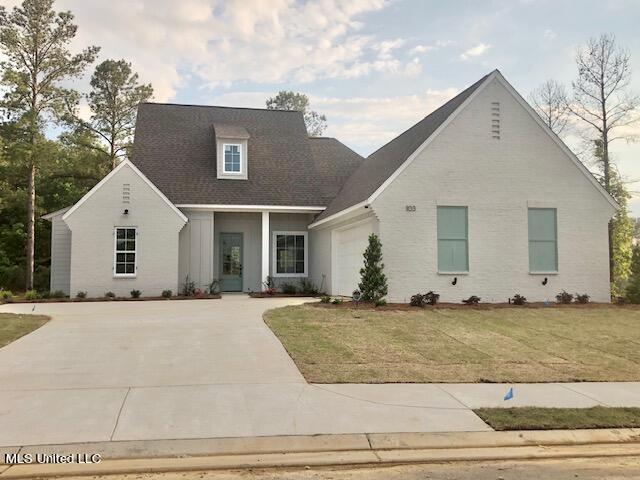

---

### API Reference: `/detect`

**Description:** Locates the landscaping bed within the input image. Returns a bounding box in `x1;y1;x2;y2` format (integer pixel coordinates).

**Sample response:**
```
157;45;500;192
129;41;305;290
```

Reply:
475;407;640;431
249;292;319;298
1;293;221;304
0;313;50;348
264;304;640;383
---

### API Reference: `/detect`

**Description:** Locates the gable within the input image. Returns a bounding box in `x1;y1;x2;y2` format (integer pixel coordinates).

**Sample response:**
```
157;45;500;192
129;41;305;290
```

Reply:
63;160;188;227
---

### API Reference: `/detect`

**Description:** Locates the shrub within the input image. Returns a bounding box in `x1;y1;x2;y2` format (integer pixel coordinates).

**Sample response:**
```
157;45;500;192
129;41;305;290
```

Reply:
105;291;116;299
194;288;203;297
462;295;481;305
50;290;65;299
410;293;426;307
181;275;197;296
25;290;38;300
374;298;387;307
40;290;51;299
0;265;24;291
130;289;141;299
626;245;640;303
425;291;440;305
320;295;331;303
281;282;298;295
352;289;362;302
331;297;343;305
358;234;388;303
162;289;172;299
33;265;50;292
555;290;574;304
299;278;319;295
76;291;87;299
206;279;220;295
0;289;13;302
511;294;527;305
575;293;590;304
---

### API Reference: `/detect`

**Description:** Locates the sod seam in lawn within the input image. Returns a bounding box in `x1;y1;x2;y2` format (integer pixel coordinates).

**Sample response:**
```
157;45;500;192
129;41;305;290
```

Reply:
474;407;640;431
264;304;640;383
0;313;49;348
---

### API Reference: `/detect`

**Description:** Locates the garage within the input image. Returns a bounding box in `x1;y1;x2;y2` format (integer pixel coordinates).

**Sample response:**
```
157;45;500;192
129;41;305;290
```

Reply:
332;218;376;296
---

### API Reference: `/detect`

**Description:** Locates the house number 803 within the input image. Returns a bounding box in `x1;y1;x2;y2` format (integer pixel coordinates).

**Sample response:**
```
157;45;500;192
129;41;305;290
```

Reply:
405;205;416;212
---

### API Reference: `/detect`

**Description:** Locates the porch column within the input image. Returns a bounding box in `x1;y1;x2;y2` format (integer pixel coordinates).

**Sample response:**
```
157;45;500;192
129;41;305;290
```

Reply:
261;211;269;289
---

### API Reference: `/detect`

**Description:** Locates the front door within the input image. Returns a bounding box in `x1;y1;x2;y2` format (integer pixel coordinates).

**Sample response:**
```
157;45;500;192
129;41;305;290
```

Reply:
220;233;243;292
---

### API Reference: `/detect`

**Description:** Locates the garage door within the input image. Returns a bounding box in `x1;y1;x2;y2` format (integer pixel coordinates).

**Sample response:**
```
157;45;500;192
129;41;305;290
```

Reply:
333;219;375;296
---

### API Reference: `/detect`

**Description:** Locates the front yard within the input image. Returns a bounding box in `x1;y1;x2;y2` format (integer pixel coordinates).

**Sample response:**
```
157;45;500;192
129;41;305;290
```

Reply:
264;304;640;383
0;313;49;348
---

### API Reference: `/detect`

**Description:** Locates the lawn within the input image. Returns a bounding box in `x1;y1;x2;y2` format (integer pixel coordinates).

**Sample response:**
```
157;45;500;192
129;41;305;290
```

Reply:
264;304;640;383
475;407;640;430
0;313;49;348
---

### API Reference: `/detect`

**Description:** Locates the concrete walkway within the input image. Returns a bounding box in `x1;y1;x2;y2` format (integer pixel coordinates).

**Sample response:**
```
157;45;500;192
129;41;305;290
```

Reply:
1;297;640;447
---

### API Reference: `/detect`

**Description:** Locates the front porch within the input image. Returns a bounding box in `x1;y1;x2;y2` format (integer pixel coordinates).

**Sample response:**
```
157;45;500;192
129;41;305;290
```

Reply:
177;208;320;293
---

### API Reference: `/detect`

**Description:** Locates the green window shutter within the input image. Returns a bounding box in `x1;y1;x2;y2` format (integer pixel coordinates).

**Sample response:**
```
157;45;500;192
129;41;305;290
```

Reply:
528;208;557;272
437;206;468;272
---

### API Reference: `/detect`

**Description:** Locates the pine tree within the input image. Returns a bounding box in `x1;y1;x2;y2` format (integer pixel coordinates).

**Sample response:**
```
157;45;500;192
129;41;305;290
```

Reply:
358;234;388;303
625;245;640;303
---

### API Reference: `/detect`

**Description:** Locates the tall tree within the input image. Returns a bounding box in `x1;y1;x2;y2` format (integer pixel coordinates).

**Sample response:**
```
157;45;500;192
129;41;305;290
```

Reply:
529;79;570;136
71;59;153;170
568;34;639;284
607;171;633;297
266;91;327;136
0;0;98;289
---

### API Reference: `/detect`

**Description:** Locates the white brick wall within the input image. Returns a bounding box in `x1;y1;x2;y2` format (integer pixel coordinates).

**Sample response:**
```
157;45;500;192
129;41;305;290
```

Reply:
371;78;614;303
64;164;186;298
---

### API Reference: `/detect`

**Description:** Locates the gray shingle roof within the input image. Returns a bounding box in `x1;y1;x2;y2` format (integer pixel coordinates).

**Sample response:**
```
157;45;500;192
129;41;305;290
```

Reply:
213;123;250;139
315;72;491;221
132;103;361;206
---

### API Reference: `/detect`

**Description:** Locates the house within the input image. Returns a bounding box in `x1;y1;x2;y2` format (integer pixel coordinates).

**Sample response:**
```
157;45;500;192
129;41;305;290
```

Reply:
44;70;617;303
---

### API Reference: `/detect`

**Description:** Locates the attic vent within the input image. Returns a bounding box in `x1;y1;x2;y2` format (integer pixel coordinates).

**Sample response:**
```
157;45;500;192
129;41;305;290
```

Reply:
491;101;500;139
122;184;131;204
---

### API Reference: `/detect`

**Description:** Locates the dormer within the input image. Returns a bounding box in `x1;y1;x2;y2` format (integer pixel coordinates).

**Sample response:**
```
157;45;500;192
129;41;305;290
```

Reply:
213;123;250;180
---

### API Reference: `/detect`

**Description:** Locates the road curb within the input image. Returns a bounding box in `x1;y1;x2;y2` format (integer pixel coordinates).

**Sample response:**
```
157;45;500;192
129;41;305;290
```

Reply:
2;429;640;478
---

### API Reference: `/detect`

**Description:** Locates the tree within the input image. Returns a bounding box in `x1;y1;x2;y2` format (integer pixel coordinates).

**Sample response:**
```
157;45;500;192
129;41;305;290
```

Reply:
625;244;640;303
266;91;327;136
358;234;388;304
567;34;639;284
607;171;633;297
71;59;153;170
0;0;98;289
529;79;569;136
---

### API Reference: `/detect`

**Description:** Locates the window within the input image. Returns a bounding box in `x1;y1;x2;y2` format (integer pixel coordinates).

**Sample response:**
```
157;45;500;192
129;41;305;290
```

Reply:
528;208;557;272
114;227;137;276
437;206;468;272
223;144;241;173
273;231;307;277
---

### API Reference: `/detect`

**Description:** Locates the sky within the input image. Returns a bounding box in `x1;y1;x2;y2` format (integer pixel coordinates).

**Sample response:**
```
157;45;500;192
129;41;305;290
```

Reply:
5;0;640;212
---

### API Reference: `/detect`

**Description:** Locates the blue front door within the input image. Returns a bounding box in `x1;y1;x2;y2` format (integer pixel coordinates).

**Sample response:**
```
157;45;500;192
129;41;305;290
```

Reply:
220;233;243;292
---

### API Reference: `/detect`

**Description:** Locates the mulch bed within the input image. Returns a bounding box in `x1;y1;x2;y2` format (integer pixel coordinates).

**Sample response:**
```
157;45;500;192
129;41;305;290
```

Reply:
310;300;630;311
2;294;222;304
249;292;319;298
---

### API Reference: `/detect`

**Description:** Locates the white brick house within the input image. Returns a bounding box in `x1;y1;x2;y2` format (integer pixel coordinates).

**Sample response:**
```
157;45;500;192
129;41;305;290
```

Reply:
45;70;617;302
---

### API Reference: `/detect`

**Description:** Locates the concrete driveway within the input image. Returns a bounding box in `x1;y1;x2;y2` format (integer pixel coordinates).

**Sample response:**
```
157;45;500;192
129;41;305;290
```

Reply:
0;296;490;446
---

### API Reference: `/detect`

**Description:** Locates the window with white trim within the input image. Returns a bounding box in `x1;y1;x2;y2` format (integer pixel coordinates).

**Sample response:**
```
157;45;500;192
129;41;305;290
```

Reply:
223;144;242;173
114;227;137;276
273;232;307;276
528;208;557;272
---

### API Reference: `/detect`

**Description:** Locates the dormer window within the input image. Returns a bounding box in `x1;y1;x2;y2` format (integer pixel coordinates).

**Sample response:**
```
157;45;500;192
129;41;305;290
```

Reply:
224;144;242;173
214;123;250;180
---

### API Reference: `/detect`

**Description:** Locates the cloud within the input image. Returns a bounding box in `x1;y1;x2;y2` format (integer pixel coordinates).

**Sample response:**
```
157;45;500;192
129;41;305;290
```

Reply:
543;29;557;41
460;43;490;61
411;44;436;54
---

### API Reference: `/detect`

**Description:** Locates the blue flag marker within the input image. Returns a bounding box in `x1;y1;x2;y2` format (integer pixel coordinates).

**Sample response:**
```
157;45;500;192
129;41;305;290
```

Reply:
504;387;514;401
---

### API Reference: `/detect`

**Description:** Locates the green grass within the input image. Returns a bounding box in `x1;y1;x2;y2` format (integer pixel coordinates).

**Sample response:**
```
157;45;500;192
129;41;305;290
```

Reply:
264;304;640;383
0;313;49;348
474;407;640;430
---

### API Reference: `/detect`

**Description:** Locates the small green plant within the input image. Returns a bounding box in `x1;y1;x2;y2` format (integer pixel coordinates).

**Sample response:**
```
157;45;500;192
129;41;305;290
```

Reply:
25;290;38;300
320;295;331;303
358;234;388;304
262;275;276;295
130;289;141;299
331;297;343;305
281;282;298;295
410;293;426;307
50;290;65;299
40;290;51;299
425;291;440;305
511;294;527;305
575;293;590;304
0;289;13;302
556;290;574;304
162;289;173;299
181;275;196;296
105;291;116;299
374;298;387;307
206;279;220;295
298;278;319;295
76;291;87;299
462;295;481;305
